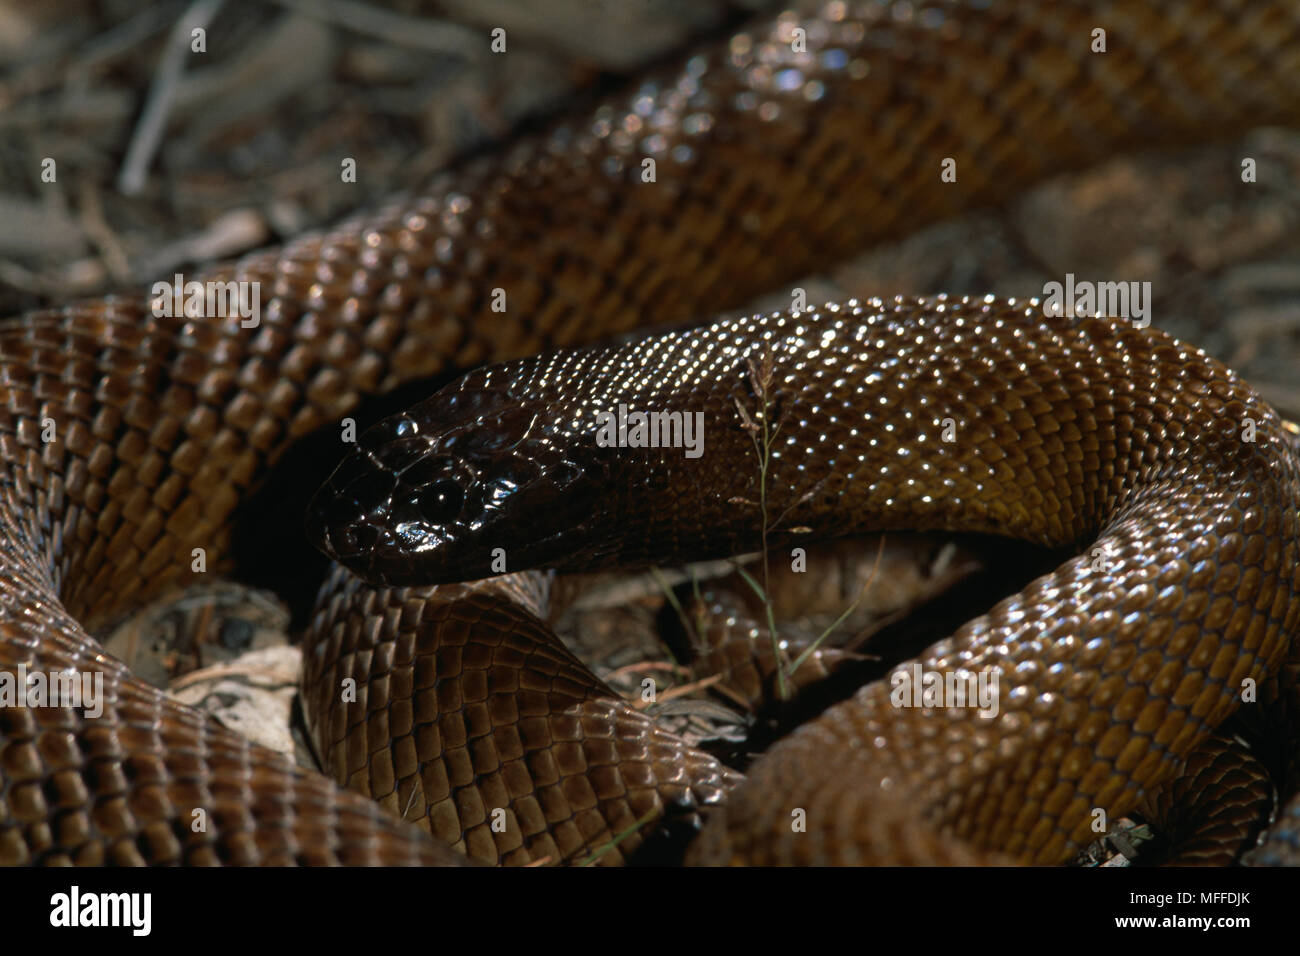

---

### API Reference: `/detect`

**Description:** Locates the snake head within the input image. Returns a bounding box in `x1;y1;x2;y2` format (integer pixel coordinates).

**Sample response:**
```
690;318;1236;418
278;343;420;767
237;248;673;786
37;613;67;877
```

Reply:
307;385;605;586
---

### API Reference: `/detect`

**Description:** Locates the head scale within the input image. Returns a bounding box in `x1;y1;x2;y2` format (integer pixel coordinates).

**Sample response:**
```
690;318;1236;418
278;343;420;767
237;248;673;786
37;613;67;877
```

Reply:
307;384;604;586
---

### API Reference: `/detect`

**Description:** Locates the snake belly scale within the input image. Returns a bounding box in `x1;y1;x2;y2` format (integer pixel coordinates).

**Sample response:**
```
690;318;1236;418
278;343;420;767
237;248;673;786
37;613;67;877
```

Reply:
3;0;1300;865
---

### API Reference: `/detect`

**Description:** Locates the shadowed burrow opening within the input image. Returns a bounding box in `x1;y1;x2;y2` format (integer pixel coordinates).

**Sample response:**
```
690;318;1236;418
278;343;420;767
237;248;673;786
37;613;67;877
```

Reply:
231;370;460;626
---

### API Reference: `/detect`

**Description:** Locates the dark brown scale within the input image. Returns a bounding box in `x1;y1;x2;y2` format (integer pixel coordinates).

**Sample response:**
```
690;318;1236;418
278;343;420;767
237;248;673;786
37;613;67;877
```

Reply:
2;0;1300;864
1138;733;1274;865
320;299;1300;863
302;568;739;865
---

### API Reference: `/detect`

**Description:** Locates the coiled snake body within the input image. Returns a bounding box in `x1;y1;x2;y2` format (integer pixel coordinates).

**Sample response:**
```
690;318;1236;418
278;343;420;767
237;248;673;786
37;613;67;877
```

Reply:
3;0;1300;865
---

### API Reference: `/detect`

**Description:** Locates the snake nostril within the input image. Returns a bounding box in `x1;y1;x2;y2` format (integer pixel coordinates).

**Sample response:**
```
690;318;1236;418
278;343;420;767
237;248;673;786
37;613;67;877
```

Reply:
327;494;354;522
337;521;379;554
416;479;464;525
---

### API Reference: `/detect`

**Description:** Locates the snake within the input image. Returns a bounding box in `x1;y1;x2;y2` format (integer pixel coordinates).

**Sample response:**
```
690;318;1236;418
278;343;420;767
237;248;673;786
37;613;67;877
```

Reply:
3;0;1300;865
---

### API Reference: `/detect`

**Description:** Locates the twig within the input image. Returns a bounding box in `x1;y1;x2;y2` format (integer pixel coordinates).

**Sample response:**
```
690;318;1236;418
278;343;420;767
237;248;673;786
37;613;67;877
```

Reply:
76;179;131;283
787;534;887;675
733;350;794;699
604;660;687;682
266;0;480;57
117;0;227;196
578;808;658;866
631;673;721;709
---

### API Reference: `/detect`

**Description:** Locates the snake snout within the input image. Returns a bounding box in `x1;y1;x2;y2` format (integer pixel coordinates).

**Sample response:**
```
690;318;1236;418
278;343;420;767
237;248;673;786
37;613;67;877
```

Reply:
307;378;622;586
306;458;372;561
306;440;401;559
307;423;482;583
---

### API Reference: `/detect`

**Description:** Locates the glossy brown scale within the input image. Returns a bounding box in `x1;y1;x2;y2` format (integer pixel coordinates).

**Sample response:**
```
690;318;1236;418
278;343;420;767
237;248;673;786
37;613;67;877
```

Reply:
314;298;1300;863
3;0;1300;866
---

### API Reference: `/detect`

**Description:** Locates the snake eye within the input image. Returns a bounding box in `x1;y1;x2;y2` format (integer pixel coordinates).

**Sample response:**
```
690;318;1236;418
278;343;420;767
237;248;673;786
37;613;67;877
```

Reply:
417;480;464;525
